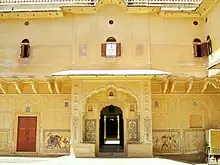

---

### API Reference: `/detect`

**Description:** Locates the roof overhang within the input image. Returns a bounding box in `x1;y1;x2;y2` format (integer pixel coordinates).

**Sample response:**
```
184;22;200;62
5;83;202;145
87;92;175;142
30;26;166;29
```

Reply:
51;69;171;77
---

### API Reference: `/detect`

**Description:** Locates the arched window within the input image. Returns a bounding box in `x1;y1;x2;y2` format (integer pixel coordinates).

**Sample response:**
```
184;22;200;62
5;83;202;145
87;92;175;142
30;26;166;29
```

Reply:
193;38;202;57
20;39;30;58
106;37;117;42
207;35;212;55
101;37;121;57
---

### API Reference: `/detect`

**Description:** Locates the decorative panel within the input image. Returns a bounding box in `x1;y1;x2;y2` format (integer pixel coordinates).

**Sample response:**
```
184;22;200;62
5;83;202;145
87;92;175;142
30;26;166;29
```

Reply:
84;119;96;143
127;119;140;143
79;43;87;56
153;129;181;154
72;118;79;141
144;84;150;111
43;129;70;153
0;130;9;152
144;117;152;142
183;129;205;153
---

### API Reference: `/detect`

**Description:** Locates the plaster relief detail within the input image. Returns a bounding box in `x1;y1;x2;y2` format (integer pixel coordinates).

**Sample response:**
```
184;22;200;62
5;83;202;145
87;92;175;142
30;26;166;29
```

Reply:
165;96;178;110
73;84;80;111
153;129;181;153
84;119;96;143
72;118;78;141
127;119;140;143
144;84;150;111
0;129;9;152
144;117;152;142
184;129;205;153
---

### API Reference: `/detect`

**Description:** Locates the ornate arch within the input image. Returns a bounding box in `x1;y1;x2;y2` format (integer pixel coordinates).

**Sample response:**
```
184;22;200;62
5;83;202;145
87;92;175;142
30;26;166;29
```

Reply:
84;84;139;111
85;84;138;102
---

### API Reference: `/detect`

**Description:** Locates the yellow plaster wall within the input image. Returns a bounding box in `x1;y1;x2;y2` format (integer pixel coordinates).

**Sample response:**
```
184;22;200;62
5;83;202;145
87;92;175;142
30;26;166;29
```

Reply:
0;18;74;74
0;4;207;77
152;94;220;154
0;94;71;154
204;0;220;52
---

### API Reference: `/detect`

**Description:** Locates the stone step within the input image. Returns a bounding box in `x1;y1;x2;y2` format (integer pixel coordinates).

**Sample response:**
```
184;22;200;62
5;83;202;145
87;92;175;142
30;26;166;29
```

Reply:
98;152;125;158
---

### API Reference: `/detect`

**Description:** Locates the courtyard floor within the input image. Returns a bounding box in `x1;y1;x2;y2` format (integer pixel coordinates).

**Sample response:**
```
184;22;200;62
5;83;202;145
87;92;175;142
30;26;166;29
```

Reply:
0;156;207;165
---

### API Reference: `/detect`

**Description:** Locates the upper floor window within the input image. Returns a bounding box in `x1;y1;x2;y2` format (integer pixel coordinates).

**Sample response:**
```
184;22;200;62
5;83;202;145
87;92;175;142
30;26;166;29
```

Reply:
193;38;208;58
20;39;30;58
101;37;121;58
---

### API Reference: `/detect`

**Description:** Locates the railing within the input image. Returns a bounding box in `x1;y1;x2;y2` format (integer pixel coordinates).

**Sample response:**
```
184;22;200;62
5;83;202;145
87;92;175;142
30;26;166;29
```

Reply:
0;0;99;5
0;0;203;11
126;0;202;4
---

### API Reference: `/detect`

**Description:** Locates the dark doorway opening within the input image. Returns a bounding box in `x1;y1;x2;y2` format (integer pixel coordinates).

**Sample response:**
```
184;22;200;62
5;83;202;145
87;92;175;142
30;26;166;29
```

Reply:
99;105;124;152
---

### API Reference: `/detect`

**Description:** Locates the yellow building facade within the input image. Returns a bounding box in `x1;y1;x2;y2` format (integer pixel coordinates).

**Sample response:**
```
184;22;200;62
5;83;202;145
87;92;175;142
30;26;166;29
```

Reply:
0;0;220;160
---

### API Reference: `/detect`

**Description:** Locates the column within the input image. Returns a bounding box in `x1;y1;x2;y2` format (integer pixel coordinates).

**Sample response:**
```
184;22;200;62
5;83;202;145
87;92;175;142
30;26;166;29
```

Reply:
104;115;106;139
117;115;120;139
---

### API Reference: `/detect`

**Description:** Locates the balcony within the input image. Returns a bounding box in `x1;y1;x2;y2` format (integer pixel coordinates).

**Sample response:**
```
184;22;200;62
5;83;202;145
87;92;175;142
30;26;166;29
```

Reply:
126;0;202;11
0;0;203;10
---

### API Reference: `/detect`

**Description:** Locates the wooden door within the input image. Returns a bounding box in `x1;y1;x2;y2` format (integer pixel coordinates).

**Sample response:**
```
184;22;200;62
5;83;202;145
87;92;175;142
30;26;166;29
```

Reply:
17;117;37;152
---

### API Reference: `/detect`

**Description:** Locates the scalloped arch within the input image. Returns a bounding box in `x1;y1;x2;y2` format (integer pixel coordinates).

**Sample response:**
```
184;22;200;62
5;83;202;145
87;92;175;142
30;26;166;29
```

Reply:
85;84;139;105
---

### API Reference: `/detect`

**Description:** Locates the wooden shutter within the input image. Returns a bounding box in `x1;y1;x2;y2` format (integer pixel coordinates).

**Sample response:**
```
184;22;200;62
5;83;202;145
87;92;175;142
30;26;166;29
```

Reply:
101;43;106;57
208;40;213;55
20;45;25;58
201;42;208;57
193;44;198;57
27;45;30;58
116;43;121;57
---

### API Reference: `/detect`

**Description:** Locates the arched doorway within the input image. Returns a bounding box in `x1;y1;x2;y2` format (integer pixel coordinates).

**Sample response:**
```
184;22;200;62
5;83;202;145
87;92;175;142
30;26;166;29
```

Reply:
99;105;124;152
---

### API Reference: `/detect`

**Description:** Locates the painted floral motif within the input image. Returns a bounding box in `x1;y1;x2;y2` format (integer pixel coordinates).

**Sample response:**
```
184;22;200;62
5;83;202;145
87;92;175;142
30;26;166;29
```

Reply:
184;129;205;152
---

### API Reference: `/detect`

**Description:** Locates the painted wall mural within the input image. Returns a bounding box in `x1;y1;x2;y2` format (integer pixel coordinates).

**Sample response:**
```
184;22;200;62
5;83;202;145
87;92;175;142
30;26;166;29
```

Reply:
184;129;205;153
127;119;140;143
44;129;70;153
153;129;181;153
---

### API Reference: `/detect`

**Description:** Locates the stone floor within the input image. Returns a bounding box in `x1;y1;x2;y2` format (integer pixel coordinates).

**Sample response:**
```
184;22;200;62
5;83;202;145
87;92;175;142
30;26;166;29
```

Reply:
0;156;207;165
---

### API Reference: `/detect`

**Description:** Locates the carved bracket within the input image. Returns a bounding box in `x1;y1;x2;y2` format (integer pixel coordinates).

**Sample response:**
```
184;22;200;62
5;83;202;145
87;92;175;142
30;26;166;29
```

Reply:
186;77;194;94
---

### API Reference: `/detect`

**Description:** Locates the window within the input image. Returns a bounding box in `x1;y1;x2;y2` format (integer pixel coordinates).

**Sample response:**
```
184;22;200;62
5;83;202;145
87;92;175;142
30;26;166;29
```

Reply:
193;38;208;58
20;39;30;58
101;37;121;58
207;35;212;55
